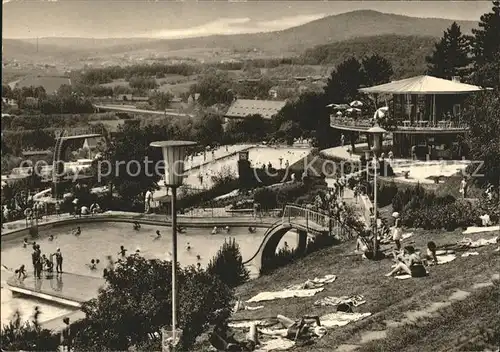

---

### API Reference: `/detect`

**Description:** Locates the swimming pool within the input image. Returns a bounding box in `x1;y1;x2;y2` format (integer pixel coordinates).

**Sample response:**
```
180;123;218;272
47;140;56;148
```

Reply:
1;221;297;324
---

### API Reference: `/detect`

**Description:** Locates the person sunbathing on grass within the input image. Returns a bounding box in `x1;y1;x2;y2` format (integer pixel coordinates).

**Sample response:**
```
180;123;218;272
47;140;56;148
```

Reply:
262;314;326;342
423;241;438;265
209;320;258;352
385;246;427;278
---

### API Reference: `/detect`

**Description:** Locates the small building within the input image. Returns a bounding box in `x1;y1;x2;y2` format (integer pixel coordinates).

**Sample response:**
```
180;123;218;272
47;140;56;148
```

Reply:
225;99;287;120
330;75;489;159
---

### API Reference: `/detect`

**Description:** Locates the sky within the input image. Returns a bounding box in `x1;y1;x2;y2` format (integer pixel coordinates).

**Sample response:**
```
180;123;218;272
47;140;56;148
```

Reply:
2;1;493;39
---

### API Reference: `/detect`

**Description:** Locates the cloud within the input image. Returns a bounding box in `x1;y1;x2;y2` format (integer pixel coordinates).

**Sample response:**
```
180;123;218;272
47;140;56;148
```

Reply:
256;14;327;31
149;18;252;39
147;14;326;39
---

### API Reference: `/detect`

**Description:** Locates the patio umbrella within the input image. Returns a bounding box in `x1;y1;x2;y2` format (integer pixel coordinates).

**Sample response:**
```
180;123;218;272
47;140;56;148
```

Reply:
336;111;343;116
350;100;363;108
346;108;362;113
373;106;389;120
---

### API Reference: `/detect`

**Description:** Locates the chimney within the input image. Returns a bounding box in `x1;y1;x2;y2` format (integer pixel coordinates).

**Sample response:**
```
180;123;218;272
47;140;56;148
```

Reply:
452;76;461;83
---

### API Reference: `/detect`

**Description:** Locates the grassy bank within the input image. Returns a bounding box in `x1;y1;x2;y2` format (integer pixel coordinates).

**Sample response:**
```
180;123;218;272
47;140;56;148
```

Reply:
232;227;500;351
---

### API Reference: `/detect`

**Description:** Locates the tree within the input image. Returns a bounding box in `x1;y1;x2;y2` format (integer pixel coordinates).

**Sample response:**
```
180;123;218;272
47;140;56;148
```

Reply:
426;22;471;79
324;57;364;104
225;115;271;143
461;90;500;188
149;91;173;110
206;238;249;288
471;1;500;87
362;54;394;87
191;70;234;107
72;255;233;351
98;123;166;203
471;1;500;69
191;112;224;147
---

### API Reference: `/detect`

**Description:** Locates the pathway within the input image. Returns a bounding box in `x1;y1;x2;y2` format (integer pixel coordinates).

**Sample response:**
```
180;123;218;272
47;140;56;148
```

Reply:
7;273;104;307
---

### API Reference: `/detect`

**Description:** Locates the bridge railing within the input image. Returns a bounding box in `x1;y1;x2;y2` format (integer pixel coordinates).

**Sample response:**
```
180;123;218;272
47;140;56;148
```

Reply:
283;204;330;232
282;204;357;242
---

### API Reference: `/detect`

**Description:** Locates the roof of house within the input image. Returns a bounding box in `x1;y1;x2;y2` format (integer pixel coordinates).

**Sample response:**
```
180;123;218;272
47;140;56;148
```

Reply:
359;75;488;95
14;76;72;95
225;99;287;119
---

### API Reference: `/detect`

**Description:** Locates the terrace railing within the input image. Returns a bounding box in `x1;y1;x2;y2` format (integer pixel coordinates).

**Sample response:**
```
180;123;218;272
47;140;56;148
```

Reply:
330;116;469;131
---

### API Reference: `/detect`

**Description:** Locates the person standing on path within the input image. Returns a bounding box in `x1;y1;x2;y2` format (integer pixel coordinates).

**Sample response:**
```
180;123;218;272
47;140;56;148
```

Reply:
459;177;468;198
54;248;63;274
392;212;402;251
341;134;345;147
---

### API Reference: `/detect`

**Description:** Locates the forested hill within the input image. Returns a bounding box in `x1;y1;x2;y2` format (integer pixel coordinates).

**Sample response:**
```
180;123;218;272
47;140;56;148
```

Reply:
300;35;437;78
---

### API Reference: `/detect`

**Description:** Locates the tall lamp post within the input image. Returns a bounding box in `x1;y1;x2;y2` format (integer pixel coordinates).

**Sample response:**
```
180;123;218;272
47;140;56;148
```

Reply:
150;140;197;352
366;125;386;258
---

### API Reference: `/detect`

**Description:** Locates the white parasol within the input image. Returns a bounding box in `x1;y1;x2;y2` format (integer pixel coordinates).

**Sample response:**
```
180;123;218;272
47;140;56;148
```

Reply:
373;106;389;120
350;100;363;108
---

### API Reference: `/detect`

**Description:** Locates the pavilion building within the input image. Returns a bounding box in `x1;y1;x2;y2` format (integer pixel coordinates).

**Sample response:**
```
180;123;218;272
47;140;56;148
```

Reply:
330;75;488;159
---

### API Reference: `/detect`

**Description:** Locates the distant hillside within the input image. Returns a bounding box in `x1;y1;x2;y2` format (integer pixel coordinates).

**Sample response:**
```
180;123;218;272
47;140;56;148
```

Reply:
301;35;438;79
3;10;477;61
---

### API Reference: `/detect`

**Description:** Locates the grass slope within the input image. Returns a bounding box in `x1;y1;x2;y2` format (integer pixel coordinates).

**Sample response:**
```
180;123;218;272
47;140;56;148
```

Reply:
233;228;500;351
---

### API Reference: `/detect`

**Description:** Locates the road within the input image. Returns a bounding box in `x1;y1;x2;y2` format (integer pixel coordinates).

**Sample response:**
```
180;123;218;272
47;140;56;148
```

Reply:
94;104;194;117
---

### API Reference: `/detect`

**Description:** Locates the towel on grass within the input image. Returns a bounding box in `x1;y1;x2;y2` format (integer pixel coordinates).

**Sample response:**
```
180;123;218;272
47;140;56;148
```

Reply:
402;232;414;240
437;254;457;264
228;320;270;329
461;251;480;257
436;249;455;256
395;274;412;280
462;226;499;235
320;312;372;328
286;274;336;290
256;338;295;351
314;295;366;307
247;288;324;303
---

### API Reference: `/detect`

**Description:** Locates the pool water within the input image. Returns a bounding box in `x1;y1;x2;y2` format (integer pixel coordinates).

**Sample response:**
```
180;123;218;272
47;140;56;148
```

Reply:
1;222;297;324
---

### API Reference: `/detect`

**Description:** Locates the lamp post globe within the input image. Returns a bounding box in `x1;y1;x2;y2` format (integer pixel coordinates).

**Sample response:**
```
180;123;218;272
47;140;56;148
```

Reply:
150;140;197;351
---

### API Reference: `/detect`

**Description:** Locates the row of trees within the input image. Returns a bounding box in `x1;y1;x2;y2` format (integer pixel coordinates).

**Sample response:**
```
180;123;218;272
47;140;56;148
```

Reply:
426;1;500;86
78;63;199;85
426;1;499;186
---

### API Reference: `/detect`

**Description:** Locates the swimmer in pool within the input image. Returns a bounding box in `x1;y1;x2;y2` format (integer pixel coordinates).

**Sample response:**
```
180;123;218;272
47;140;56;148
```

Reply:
248;227;256;233
133;221;141;231
176;225;185;233
186;242;191;251
48;234;54;241
154;230;161;240
196;254;201;261
211;226;218;235
23;238;29;248
118;246;127;257
73;227;81;236
225;226;230;233
87;259;97;270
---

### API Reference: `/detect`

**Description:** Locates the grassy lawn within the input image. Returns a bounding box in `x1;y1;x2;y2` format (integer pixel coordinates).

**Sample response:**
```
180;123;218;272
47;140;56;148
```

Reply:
359;282;500;352
232;227;500;351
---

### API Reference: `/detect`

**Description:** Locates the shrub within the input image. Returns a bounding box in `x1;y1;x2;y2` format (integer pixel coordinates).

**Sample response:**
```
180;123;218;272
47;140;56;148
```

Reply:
377;181;398;207
402;199;482;231
1;308;60;351
254;187;277;209
206;238;249;288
